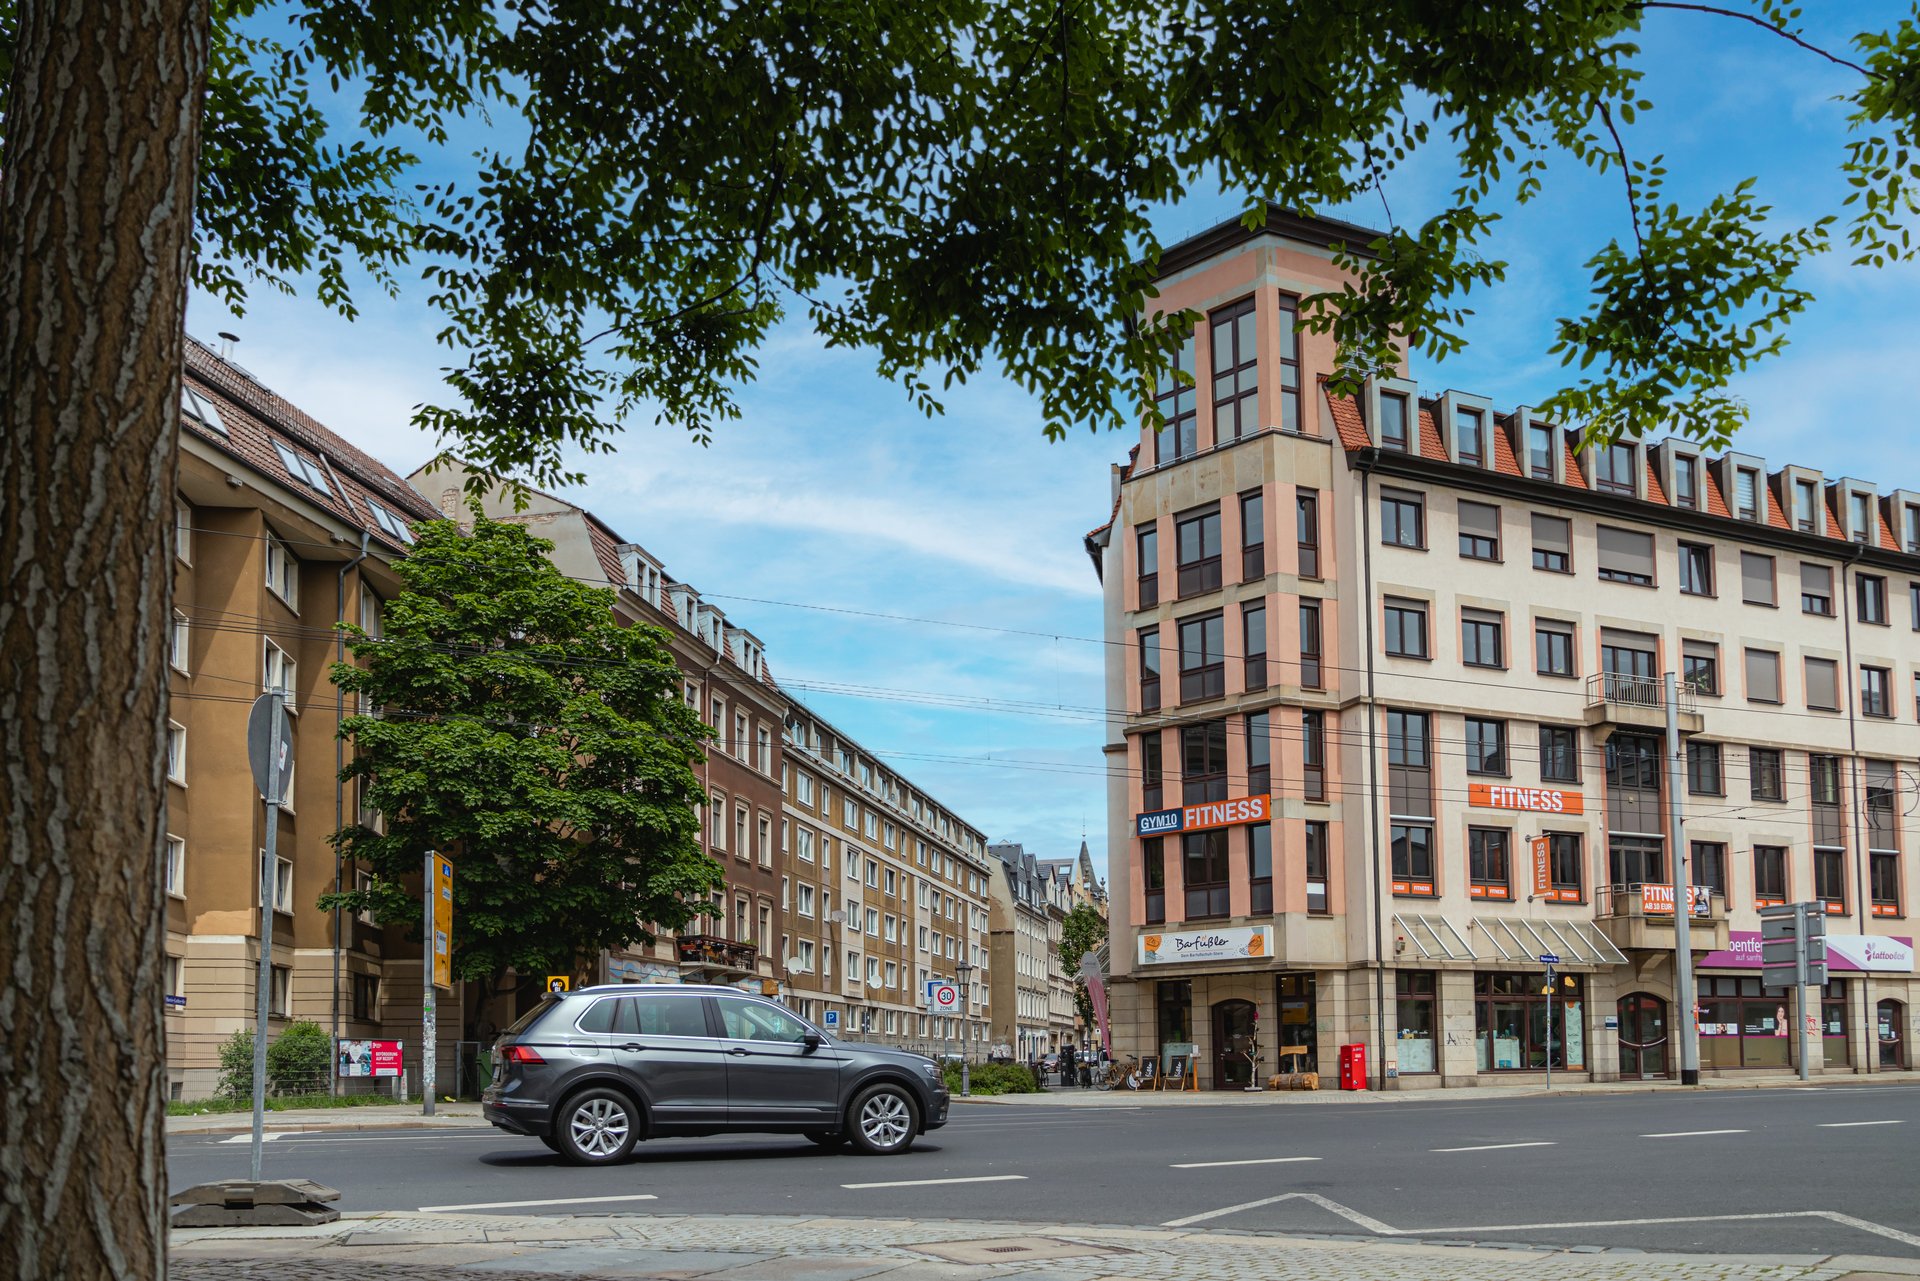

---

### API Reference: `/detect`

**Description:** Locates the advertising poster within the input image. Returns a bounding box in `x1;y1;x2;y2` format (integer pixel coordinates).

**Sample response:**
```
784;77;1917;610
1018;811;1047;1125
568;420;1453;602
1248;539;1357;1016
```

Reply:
338;1039;403;1078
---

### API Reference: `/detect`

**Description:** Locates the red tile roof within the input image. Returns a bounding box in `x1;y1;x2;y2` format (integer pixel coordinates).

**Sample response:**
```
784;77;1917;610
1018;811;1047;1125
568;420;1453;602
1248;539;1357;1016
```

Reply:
1703;470;1731;519
1823;497;1844;541
1561;440;1588;490
1326;383;1371;452
1878;511;1899;551
1417;408;1447;462
1643;461;1667;506
1490;419;1521;476
1764;483;1789;530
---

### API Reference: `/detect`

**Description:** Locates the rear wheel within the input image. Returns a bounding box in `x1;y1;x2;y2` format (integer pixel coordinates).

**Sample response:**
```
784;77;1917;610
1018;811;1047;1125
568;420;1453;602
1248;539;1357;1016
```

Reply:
846;1083;917;1155
554;1088;639;1165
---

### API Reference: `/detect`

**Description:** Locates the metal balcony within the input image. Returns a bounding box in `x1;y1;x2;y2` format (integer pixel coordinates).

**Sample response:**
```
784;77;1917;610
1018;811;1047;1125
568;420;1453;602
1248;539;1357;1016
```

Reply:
1583;673;1704;739
675;933;759;976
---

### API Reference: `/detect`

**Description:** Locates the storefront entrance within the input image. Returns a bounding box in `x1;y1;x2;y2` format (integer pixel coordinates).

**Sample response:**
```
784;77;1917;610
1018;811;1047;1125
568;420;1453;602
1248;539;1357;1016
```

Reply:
1212;999;1257;1089
1276;974;1317;1072
1879;999;1906;1069
1617;992;1669;1079
1474;972;1585;1072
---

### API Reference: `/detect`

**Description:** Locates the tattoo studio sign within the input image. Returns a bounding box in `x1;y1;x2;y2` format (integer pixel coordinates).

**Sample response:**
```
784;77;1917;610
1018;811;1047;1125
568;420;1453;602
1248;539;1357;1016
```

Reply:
1136;794;1270;837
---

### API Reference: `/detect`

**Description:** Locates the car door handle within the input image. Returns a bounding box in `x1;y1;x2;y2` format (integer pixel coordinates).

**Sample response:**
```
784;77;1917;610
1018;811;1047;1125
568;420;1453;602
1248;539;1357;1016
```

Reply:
620;1044;645;1052
728;1047;751;1056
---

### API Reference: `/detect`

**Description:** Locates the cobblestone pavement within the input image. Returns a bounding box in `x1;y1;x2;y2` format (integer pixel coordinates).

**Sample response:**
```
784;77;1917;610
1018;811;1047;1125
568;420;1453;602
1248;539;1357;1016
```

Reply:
171;1211;1918;1281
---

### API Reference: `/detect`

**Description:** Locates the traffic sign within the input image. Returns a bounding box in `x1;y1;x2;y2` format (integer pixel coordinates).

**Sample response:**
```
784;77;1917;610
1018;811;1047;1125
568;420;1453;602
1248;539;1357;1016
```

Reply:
1538;953;1561;966
545;975;570;994
823;1009;840;1028
245;692;295;801
926;981;961;1015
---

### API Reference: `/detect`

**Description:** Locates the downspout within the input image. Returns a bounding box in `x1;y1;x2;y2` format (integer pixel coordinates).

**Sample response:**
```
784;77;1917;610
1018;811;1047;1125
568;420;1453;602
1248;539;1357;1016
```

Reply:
1356;447;1389;1088
1839;542;1870;1072
333;529;371;1092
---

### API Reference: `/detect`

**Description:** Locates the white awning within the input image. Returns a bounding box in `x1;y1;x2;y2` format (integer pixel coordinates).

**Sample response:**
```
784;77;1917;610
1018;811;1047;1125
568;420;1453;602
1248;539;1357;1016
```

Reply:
1476;916;1627;967
1393;913;1476;961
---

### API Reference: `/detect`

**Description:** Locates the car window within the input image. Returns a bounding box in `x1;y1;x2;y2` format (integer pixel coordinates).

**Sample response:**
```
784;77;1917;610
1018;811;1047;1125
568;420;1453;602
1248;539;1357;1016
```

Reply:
718;999;811;1043
575;998;621;1034
505;996;560;1035
629;994;710;1038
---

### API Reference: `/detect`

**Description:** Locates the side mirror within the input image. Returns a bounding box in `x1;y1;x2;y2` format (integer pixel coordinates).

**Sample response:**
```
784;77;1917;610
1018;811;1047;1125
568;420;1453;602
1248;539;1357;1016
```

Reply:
802;1033;823;1052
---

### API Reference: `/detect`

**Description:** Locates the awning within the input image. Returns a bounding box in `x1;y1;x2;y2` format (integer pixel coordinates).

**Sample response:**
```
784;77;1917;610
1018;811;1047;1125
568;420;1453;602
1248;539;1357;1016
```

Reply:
1475;916;1627;967
1393;913;1476;960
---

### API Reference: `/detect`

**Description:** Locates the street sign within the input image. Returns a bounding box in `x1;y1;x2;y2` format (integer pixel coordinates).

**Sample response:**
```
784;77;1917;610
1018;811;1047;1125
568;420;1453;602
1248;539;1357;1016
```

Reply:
245;692;295;801
1538;953;1561;966
545;975;571;994
823;1009;840;1028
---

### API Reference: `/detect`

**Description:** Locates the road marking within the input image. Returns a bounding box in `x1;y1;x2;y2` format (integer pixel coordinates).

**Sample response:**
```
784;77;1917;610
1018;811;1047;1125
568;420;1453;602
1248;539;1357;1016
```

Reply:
1640;1129;1747;1138
218;1132;284;1144
1169;1156;1321;1169
1819;1119;1905;1128
1163;1192;1393;1232
1429;1141;1556;1153
840;1174;1027;1190
418;1193;659;1212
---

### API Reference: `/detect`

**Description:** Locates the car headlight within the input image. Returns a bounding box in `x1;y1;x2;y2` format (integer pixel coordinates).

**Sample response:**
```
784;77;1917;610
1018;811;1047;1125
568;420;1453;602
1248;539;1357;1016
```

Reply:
921;1059;943;1082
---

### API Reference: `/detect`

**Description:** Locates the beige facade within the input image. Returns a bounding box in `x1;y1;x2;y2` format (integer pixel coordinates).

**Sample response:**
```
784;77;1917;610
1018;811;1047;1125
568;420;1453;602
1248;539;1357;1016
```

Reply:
987;843;1066;1057
1089;211;1920;1091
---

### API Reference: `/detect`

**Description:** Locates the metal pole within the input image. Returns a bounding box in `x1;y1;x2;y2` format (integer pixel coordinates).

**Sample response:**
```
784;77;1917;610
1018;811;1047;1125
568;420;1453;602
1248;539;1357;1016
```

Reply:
249;691;284;1182
1795;903;1811;1082
422;849;436;1117
1664;671;1700;1085
1544;964;1554;1092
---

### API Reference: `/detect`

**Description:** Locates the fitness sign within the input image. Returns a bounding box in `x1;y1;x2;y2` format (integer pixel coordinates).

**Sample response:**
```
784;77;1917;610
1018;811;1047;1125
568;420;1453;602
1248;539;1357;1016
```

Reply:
1135;794;1270;838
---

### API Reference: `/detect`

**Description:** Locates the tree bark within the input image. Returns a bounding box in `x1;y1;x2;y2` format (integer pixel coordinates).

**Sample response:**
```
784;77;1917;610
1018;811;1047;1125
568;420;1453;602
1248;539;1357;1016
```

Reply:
0;2;209;1277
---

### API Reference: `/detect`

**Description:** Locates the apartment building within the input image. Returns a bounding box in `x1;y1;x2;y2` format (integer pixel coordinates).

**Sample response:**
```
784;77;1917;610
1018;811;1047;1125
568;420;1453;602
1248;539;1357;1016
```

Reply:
166;337;439;1099
1088;210;1919;1090
987;842;1070;1058
417;461;791;990
780;704;994;1051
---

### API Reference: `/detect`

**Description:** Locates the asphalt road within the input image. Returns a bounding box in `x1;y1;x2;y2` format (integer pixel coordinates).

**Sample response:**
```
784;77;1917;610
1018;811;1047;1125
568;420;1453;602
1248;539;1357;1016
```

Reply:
168;1083;1920;1258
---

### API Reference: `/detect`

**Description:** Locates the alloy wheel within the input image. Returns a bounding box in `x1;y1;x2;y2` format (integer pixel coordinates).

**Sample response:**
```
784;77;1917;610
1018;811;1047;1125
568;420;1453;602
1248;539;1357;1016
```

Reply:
858;1091;910;1149
569;1096;630;1158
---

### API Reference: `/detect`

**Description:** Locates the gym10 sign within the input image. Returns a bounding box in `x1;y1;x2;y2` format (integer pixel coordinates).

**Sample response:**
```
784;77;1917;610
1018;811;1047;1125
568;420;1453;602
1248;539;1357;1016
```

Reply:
1135;794;1270;838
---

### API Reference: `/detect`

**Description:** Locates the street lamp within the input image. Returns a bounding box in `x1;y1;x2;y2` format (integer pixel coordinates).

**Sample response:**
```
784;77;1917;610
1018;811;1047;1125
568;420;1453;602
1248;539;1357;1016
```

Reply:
954;957;974;1097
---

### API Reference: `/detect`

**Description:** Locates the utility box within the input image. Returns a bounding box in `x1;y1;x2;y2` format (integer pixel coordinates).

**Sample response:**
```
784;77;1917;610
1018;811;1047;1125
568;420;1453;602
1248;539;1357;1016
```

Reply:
1338;1043;1367;1090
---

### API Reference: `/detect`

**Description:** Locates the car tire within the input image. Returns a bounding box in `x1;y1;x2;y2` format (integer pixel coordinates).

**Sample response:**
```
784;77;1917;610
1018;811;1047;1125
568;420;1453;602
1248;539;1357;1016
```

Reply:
804;1131;845;1149
538;1132;564;1155
846;1083;918;1156
554;1087;639;1165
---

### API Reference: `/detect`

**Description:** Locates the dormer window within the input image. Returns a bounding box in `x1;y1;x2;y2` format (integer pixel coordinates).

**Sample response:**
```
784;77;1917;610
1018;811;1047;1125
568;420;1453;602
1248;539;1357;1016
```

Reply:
1849;492;1873;544
1456;407;1485;466
180;386;226;434
1906;503;1920;553
364;497;414;544
1673;456;1698;510
1735;468;1761;522
1794;479;1819;532
1527;423;1555;480
1378;392;1410;452
273;442;333;497
1595;442;1637;497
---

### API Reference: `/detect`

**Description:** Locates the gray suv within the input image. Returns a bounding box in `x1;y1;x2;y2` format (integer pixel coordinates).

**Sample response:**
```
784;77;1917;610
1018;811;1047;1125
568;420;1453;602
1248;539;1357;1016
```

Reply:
483;984;949;1164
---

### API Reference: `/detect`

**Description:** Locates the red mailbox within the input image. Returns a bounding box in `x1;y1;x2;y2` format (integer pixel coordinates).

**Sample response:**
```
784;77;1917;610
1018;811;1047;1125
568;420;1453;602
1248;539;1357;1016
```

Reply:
1338;1042;1367;1090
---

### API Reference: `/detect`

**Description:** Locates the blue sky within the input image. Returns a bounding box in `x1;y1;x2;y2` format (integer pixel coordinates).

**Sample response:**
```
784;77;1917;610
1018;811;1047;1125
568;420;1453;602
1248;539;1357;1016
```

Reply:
190;3;1916;882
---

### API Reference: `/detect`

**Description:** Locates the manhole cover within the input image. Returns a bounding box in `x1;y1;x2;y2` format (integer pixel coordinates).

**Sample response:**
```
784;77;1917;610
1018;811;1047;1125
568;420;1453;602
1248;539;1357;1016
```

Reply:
911;1238;1123;1266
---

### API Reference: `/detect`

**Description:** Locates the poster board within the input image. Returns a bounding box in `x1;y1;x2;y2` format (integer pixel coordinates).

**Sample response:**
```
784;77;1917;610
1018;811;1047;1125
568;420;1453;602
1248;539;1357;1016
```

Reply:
1160;1042;1198;1091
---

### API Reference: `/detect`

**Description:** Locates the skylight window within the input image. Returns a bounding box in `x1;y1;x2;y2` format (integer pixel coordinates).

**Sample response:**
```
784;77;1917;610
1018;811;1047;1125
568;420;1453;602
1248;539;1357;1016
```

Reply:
179;386;226;434
364;497;414;544
273;442;333;496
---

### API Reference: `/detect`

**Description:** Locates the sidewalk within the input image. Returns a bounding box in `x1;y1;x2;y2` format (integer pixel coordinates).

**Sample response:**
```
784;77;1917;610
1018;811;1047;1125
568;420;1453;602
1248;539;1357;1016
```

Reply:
169;1209;1918;1281
167;1101;489;1135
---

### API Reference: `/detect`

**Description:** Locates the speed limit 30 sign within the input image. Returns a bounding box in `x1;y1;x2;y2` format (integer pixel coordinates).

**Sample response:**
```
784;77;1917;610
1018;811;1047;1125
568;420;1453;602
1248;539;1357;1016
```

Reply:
925;981;961;1015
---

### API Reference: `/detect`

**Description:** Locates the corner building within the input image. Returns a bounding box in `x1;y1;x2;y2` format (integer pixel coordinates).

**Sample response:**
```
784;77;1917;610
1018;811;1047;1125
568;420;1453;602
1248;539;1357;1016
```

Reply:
1089;211;1920;1089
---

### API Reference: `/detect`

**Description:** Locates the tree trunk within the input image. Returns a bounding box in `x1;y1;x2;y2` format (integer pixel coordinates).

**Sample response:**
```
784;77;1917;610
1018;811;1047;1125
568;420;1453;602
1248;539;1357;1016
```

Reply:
0;2;209;1277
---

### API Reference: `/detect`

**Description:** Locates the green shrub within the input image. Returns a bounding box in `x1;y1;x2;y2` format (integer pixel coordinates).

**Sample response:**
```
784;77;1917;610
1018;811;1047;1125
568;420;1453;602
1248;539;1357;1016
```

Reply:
266;1020;332;1095
941;1061;1038;1096
216;1028;257;1100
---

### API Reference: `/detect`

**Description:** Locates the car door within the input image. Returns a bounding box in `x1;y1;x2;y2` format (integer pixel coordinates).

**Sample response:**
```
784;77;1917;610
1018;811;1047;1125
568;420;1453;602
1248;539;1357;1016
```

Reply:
715;996;842;1127
610;991;730;1131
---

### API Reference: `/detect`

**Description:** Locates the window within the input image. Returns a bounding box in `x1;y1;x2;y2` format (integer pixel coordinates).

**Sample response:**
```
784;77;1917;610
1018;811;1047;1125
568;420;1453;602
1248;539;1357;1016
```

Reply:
1138;626;1161;712
180;384;226;434
1175;507;1222;597
261;852;294;914
1296;490;1321;579
1801;563;1834;616
1141;732;1163;811
1539;725;1580;783
1378;391;1410;452
263;638;297;711
1456;406;1485;465
269;965;290;1018
1535;620;1575;678
1596;526;1654;585
1240;490;1265;580
1871;852;1901;916
1177;613;1225;702
1391;824;1434;894
735;805;750;861
1210;299;1258;442
864;906;879;934
1527;423;1555;479
354;868;376;924
1735;467;1761;522
1396;972;1437;1071
1794;478;1819;532
1749;747;1784;801
1806;657;1840;711
1305;821;1330;914
1381;489;1424;548
165;835;186;897
1753;846;1788;903
1595;441;1637;496
1815;848;1847;910
1461;608;1505;669
1850;491;1874;543
1678;542;1714;596
1297;601;1322;689
1153;333;1198;463
1672;455;1698;509
175;502;193;563
1862;665;1892;718
1276;296;1303;432
1248;823;1273;914
1143;838;1165;923
1182;830;1230;918
796;772;814;806
1681;639;1719;697
1532;514;1571;573
1246;711;1270;795
1465;717;1508;776
1301;711;1326;802
1458;501;1500;560
1692;842;1727;899
1383;597;1428;659
364;497;414;544
1743;648;1781;703
1135;524;1160;608
169;611;190;673
719;998;813;1044
1908;504;1920;553
1739;552;1776;606
1181;720;1227;803
273;441;334;496
1469;828;1511;899
352;973;378;1021
167;722;186;784
1241;603;1268;692
1913;582;1920;630
1858;574;1888;625
1686;741;1724;796
1548;833;1584;900
265;535;299;611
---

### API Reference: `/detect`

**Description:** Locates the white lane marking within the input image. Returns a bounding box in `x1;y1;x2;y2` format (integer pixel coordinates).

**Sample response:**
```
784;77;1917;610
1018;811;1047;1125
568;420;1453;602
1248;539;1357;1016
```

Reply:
1170;1156;1321;1169
1430;1141;1556;1153
218;1132;284;1144
1819;1119;1906;1127
1640;1129;1748;1138
418;1193;659;1212
840;1174;1027;1190
1158;1193;1920;1249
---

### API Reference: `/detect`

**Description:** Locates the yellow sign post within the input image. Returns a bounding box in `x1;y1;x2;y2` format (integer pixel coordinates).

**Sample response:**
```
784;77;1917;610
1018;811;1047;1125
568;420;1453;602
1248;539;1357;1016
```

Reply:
423;853;453;1117
546;975;571;994
432;856;454;990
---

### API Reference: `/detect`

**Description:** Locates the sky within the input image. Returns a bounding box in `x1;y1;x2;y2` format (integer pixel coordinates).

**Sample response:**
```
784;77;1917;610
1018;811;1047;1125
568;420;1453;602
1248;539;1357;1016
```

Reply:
189;3;1917;884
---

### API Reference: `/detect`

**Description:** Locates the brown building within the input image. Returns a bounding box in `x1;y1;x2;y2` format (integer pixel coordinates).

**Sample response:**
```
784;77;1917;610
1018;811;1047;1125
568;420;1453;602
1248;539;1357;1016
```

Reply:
166;336;440;1100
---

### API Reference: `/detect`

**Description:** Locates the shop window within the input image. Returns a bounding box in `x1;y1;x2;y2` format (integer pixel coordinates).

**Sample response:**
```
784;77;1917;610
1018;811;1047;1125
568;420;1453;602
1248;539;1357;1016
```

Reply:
1469;828;1511;900
1276;974;1318;1072
1475;972;1584;1072
1157;979;1193;1053
1395;972;1437;1074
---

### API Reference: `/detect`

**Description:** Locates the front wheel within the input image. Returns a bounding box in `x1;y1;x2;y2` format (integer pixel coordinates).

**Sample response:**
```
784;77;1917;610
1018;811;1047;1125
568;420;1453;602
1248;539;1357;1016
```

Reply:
846;1083;918;1155
554;1088;639;1165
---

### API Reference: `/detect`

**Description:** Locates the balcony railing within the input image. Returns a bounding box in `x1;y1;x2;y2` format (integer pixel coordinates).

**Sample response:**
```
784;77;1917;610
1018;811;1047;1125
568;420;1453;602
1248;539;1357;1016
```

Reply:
676;933;759;973
1586;672;1699;714
1596;883;1721;920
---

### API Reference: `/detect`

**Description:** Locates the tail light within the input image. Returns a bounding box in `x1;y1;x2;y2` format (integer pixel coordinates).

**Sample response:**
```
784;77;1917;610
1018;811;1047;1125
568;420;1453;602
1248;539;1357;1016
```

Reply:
500;1044;545;1065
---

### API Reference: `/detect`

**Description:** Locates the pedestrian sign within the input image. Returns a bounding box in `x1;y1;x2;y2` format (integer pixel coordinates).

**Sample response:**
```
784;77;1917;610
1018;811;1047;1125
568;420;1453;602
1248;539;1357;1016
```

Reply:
545;975;571;994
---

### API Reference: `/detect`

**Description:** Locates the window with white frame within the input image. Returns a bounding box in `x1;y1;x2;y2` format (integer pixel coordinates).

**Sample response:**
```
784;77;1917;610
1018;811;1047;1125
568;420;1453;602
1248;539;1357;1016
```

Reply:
796;771;813;805
866;956;879;984
863;810;878;840
167;722;186;784
165;955;185;1003
263;638;297;711
732;711;748;758
269;965;290;1017
864;907;879;934
796;938;816;973
165;835;186;897
364;496;414;544
175;502;193;563
711;792;727;850
843;797;857;826
261;853;294;914
273;441;334;496
757;815;772;868
169;611;190;673
884;961;898;989
265;535;299;611
883;821;896;850
757;727;771;773
355;868;376;924
796;827;815;862
866;858;879;887
884;914;898;943
733;804;748;859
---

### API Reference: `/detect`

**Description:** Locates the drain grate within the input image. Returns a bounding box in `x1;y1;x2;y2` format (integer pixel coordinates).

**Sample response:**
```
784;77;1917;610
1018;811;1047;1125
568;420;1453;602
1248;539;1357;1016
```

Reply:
984;1247;1028;1254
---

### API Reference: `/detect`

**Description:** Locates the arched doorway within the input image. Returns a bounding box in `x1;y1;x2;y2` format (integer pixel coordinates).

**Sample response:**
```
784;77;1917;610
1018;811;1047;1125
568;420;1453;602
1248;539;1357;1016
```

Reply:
1878;999;1906;1069
1212;999;1258;1089
1618;992;1669;1080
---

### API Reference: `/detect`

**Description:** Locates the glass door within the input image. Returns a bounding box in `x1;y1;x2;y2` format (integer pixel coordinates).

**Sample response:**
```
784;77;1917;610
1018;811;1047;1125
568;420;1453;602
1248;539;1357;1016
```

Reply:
1618;993;1668;1079
1212;999;1257;1089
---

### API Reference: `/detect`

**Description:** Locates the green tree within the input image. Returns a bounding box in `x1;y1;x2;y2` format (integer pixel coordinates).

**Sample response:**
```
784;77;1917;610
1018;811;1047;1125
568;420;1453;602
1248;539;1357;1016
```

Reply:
321;512;720;1032
9;2;1920;1274
1058;902;1108;1031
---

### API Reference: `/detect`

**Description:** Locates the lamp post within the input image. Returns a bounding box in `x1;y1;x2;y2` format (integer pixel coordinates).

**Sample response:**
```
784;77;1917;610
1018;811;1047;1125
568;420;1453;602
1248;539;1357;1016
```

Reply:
955;958;974;1097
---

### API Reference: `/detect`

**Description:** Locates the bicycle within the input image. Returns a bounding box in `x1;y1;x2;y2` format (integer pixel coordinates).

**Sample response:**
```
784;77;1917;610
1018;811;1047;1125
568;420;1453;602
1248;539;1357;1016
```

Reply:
1096;1054;1143;1091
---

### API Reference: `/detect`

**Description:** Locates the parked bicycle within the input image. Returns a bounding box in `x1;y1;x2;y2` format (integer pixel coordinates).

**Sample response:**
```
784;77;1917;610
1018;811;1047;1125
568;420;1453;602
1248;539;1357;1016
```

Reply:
1097;1053;1143;1091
